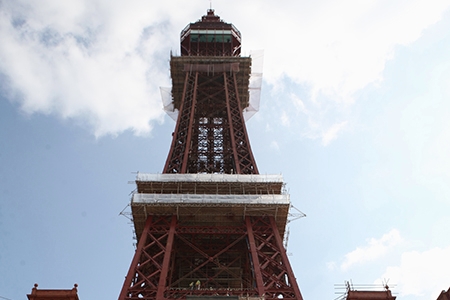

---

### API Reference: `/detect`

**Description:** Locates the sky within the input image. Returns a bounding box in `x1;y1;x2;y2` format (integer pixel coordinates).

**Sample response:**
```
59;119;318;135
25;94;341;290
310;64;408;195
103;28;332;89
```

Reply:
1;1;450;300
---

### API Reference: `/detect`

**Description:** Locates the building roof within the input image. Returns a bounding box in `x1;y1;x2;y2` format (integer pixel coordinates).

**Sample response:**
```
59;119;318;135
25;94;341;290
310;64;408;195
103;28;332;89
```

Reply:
27;284;79;300
346;290;396;300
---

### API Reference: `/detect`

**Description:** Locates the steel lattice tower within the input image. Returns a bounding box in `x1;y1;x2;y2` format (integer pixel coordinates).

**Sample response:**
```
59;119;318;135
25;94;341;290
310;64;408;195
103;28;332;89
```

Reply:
119;9;304;300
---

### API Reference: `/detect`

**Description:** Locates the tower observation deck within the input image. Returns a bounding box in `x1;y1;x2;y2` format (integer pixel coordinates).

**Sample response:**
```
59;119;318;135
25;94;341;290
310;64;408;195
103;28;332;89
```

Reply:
119;9;304;300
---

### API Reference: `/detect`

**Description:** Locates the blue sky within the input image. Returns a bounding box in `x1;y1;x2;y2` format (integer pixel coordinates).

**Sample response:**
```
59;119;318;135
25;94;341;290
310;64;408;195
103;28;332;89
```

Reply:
1;1;450;300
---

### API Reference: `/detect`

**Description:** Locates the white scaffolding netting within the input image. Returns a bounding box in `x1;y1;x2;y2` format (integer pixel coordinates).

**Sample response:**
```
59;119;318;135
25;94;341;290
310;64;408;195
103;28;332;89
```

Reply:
136;173;283;183
244;50;263;121
161;86;178;121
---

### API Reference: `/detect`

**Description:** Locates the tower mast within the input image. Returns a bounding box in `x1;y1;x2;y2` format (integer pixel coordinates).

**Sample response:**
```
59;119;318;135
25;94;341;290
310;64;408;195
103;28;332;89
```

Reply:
119;9;304;300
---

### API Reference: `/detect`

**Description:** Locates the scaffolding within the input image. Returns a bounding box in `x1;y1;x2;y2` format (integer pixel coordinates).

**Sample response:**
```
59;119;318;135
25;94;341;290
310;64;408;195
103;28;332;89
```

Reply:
132;173;290;240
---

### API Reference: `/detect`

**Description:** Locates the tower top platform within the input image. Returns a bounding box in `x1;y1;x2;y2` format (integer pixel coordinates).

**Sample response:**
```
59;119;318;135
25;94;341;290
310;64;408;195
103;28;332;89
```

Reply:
180;9;241;41
179;9;242;56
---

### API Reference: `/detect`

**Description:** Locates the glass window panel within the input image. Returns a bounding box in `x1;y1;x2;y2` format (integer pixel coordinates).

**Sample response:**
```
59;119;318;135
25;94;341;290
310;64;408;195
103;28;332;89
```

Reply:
207;34;215;42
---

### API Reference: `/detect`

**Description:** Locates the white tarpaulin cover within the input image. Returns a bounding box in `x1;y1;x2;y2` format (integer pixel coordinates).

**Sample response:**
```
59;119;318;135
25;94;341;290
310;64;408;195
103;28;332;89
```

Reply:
132;193;290;205
136;173;283;183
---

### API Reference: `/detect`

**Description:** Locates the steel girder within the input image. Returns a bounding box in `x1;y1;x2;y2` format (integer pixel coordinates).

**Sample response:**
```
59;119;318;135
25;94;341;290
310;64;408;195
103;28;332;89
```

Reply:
246;216;304;300
119;215;303;300
224;72;258;174
163;72;198;174
163;69;258;174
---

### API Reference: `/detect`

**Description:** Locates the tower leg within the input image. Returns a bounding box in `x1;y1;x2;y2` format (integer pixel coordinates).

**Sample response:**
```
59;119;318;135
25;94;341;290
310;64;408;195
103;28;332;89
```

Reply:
269;217;303;300
246;217;265;296
247;216;304;300
119;216;154;300
156;216;177;300
119;216;174;300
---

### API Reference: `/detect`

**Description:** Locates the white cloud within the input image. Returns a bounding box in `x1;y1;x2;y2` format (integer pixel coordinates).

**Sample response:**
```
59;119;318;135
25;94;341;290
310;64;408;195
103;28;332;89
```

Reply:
361;61;450;207
321;121;348;146
280;110;290;127
326;261;337;271
378;246;450;299
341;229;402;271
290;93;307;115
399;69;450;202
288;92;349;145
1;0;449;137
0;0;204;136
240;0;450;103
270;140;280;151
257;0;449;144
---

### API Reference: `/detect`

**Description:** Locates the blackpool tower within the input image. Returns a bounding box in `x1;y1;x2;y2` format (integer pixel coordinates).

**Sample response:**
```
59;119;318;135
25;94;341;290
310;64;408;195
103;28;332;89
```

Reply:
119;9;304;300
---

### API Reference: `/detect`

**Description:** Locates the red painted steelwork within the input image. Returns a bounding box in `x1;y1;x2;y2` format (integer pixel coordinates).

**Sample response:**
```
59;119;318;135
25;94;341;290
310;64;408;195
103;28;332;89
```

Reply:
119;216;302;300
163;70;258;174
245;217;266;296
437;287;450;300
225;72;258;174
119;216;171;300
119;9;303;300
163;8;257;175
247;216;303;300
156;216;177;299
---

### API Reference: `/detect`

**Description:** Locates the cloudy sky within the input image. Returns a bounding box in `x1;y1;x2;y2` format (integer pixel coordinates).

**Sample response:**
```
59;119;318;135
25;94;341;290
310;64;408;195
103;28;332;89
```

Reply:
1;1;450;299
